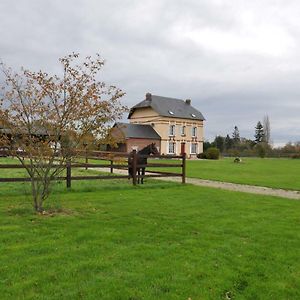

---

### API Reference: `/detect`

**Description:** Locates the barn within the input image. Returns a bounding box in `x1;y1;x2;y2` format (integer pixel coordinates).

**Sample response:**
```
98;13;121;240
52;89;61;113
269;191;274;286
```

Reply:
107;122;161;153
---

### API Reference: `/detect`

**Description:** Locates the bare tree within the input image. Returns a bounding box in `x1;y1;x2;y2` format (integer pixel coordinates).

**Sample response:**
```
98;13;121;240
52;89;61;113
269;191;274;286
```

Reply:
0;53;126;212
232;126;240;146
263;115;271;144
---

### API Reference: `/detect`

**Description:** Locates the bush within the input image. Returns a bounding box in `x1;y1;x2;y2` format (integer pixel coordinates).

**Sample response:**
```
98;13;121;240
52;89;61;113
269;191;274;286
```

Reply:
290;153;300;159
197;148;220;160
197;153;206;159
205;147;220;160
227;149;240;157
255;143;266;158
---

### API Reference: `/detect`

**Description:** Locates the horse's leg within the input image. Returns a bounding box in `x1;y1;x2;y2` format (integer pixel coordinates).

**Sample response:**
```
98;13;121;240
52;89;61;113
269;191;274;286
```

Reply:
142;158;147;184
141;168;145;184
128;157;132;180
137;168;140;184
128;167;132;180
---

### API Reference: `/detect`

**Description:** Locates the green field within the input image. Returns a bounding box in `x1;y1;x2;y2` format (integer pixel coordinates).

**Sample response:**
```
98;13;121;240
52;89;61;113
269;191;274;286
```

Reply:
1;158;300;299
188;157;300;190
1;161;300;299
150;157;300;191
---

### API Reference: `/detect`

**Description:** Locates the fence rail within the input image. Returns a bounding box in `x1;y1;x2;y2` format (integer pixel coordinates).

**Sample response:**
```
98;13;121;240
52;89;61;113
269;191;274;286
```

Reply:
0;150;186;187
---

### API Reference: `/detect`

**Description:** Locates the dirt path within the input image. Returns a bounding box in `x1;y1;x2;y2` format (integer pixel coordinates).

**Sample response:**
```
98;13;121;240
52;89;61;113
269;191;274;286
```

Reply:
158;177;300;200
98;168;300;200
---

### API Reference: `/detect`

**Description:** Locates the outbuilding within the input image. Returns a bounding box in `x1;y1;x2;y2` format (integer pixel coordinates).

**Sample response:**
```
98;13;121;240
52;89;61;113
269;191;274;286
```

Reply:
108;122;161;152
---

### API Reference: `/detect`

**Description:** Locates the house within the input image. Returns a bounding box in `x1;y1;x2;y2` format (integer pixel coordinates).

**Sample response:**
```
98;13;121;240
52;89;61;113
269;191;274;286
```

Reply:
108;122;161;153
128;93;205;158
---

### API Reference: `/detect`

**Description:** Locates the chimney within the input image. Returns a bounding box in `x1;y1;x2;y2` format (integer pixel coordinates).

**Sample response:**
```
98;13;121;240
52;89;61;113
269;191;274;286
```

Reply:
146;92;152;101
185;99;191;105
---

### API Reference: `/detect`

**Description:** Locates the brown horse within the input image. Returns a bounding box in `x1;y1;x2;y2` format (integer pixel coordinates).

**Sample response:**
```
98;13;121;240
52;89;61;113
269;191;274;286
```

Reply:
128;143;159;184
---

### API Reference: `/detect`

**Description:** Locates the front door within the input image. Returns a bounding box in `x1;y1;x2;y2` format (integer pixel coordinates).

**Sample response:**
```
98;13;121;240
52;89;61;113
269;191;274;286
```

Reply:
180;142;186;155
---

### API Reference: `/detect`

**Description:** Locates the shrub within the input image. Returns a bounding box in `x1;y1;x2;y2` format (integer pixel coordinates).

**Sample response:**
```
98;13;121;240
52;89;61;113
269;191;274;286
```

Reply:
227;149;240;157
290;153;300;159
205;147;220;160
197;153;206;159
255;143;266;158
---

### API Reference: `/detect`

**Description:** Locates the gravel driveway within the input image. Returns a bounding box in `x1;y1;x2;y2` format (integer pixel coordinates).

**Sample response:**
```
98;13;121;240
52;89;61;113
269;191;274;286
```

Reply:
98;167;300;200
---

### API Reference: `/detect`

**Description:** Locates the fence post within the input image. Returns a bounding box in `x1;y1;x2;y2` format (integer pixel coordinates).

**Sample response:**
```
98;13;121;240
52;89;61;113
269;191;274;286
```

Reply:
110;160;113;173
66;158;71;188
132;150;137;186
182;153;186;184
85;148;88;170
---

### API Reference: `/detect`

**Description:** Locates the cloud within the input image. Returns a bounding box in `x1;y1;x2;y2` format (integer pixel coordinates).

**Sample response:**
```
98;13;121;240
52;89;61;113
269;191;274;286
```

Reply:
1;0;300;144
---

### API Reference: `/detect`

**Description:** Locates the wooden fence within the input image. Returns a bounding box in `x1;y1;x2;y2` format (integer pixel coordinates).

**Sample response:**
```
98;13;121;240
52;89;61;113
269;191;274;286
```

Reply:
0;150;186;187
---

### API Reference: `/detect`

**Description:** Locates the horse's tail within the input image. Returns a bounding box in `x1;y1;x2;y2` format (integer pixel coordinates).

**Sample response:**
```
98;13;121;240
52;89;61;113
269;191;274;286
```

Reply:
128;157;133;179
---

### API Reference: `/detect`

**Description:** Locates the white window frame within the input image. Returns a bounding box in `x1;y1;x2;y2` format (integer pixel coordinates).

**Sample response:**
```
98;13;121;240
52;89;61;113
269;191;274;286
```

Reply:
192;126;197;137
181;125;186;136
167;142;176;154
169;124;175;136
190;142;198;154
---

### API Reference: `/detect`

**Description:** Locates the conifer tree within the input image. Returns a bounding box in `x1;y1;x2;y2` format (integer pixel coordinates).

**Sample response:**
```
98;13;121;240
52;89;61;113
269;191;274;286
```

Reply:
254;121;264;144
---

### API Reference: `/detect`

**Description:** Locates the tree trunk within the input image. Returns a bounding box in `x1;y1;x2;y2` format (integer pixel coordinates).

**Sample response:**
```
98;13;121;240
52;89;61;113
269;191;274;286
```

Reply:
31;178;47;213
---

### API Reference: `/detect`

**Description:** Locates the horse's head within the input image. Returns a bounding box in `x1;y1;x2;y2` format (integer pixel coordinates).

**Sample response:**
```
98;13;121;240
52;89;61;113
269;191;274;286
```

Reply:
149;143;159;155
139;143;159;155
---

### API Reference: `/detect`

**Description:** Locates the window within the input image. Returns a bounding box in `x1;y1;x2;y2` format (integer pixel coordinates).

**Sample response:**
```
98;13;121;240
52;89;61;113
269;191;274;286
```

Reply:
191;143;198;154
181;125;186;136
168;142;176;154
192;126;197;137
169;125;175;136
168;110;174;115
191;113;196;118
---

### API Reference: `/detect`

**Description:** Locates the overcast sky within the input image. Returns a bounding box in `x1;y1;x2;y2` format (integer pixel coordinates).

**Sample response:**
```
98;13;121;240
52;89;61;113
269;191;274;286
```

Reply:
1;0;300;146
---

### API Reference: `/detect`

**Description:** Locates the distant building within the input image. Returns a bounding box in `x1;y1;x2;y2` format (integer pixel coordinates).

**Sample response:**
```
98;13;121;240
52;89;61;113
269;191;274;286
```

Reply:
110;93;205;157
108;122;161;153
128;93;205;157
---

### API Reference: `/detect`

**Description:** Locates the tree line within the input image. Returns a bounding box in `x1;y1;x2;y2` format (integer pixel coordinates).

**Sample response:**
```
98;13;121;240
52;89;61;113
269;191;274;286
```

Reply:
204;116;298;158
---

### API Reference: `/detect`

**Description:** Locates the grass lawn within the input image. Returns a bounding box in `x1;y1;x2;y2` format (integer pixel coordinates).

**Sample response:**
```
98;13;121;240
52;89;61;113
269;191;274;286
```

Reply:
150;157;300;191
0;167;300;299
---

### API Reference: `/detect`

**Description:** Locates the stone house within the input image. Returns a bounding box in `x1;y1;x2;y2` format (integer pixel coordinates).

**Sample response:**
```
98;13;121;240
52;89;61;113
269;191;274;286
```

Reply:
128;93;205;158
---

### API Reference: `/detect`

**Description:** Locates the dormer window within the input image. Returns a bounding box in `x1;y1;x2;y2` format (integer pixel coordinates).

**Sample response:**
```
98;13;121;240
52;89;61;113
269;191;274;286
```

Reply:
168;110;174;115
191;113;196;118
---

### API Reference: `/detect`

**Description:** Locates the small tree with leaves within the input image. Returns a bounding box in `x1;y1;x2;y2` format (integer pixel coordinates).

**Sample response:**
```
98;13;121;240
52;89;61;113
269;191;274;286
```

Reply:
214;135;225;153
225;134;234;150
0;53;126;212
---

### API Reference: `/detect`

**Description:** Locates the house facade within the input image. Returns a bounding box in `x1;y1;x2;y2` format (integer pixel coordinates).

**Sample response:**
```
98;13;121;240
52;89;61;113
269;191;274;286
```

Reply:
128;93;205;158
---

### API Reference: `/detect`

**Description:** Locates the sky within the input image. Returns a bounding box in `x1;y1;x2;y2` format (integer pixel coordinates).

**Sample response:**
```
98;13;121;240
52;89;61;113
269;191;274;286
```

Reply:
1;0;300;146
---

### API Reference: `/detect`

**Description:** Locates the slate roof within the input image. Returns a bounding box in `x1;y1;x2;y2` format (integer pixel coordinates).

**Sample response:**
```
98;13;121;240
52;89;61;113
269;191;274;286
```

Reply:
128;94;205;121
113;122;161;139
0;125;49;136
